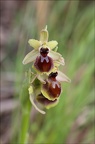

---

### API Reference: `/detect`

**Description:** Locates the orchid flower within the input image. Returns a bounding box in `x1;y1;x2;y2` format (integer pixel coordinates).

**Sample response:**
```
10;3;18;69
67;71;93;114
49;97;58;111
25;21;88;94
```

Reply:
28;70;71;115
22;26;65;73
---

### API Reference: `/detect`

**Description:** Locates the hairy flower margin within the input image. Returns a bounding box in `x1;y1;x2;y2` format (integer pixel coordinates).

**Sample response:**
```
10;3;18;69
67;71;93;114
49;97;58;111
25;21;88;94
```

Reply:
22;26;71;114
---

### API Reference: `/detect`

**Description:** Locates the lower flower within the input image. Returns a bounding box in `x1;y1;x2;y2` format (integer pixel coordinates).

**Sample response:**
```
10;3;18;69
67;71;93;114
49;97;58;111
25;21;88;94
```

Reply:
28;70;71;114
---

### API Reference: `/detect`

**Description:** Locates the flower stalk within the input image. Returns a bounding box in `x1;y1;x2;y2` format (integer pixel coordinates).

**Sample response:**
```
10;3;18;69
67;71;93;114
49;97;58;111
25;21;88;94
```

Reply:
19;100;31;144
18;78;31;144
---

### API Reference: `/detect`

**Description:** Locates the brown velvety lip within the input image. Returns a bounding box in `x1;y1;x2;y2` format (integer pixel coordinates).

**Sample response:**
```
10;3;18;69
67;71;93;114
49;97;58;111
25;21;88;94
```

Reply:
43;80;61;99
34;55;54;72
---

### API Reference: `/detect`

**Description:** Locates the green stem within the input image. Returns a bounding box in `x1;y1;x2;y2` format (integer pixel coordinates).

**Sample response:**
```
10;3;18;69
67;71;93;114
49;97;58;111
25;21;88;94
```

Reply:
19;100;31;144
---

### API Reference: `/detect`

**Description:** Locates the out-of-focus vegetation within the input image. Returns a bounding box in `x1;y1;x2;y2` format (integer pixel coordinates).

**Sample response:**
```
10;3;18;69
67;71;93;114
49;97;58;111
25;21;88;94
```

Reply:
1;1;95;144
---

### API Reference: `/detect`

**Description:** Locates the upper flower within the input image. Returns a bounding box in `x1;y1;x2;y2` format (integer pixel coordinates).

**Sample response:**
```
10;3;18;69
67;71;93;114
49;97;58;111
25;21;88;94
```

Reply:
22;26;65;73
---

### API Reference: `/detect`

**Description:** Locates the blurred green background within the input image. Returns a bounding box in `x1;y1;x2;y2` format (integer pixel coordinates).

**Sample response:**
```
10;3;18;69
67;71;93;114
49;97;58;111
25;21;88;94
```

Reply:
1;0;95;144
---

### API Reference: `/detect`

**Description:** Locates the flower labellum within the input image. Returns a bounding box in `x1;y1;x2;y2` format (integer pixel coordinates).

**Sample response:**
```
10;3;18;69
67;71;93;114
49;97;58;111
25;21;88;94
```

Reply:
34;48;54;72
22;26;71;114
41;72;61;101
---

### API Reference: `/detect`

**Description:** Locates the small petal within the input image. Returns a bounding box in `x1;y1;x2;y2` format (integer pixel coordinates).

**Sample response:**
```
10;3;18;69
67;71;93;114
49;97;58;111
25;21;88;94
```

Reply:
28;39;41;49
40;26;49;43
29;94;46;114
48;50;65;66
48;50;61;60
47;41;58;49
57;71;71;83
22;50;39;65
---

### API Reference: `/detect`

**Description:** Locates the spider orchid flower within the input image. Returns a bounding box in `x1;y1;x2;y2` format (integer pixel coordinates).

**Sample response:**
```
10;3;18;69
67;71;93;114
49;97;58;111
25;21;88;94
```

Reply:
22;26;65;73
28;71;71;114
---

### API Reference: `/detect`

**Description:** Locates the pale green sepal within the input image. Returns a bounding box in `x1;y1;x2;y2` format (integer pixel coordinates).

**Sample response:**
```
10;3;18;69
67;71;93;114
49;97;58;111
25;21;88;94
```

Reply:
40;25;49;43
28;39;40;49
47;41;58;50
57;71;71;83
29;94;46;114
22;50;39;65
